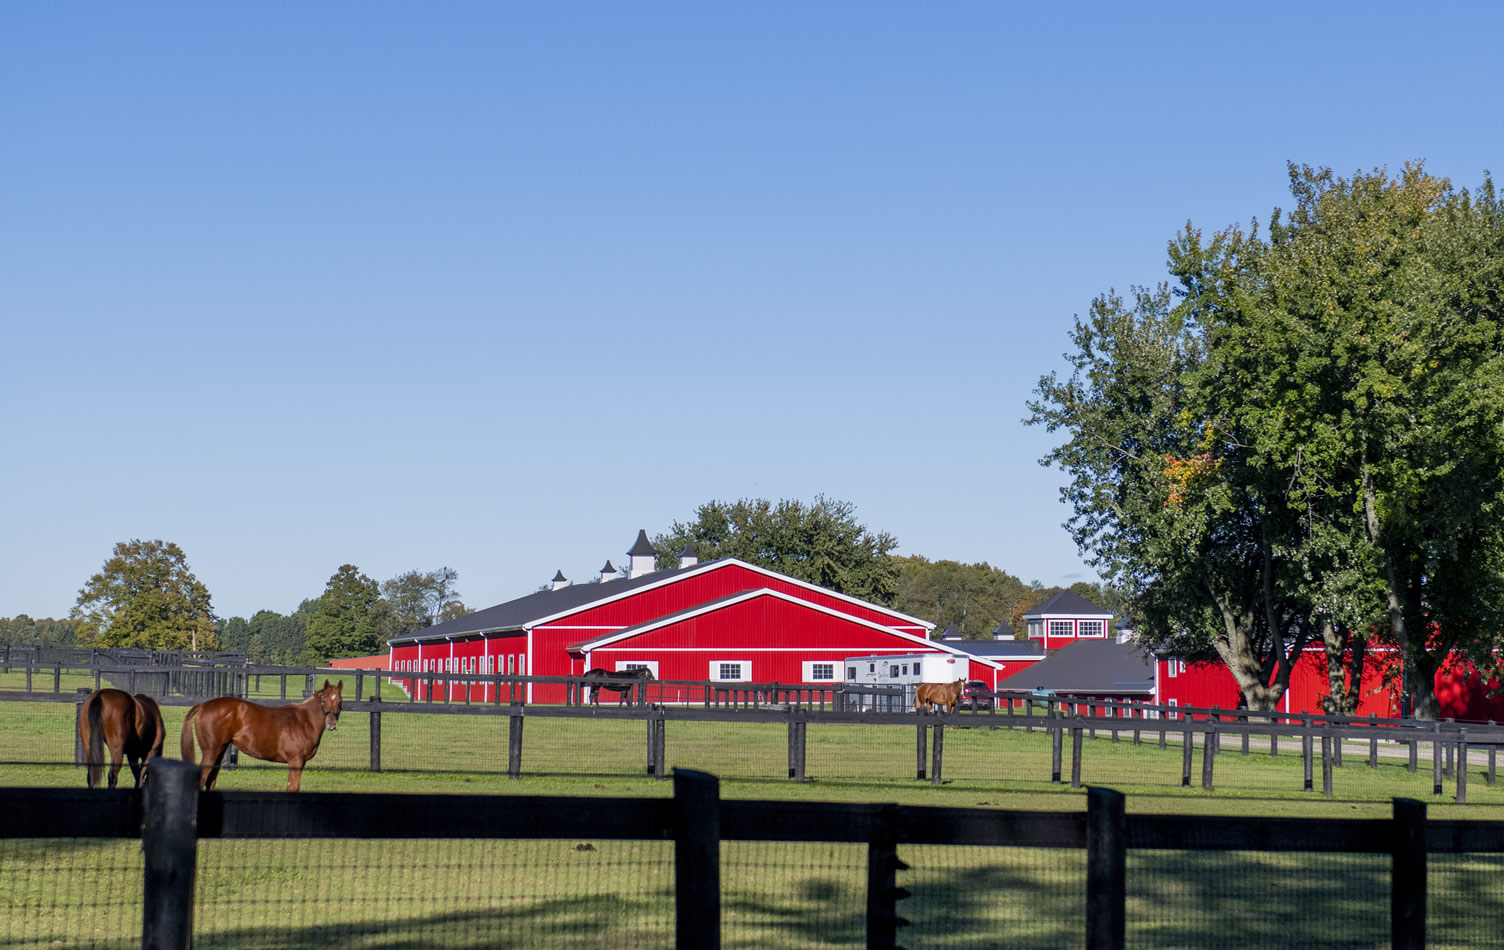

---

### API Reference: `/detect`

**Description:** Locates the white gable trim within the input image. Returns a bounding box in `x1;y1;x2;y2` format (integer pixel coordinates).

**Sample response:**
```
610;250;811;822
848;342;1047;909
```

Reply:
523;558;933;632
568;587;1000;670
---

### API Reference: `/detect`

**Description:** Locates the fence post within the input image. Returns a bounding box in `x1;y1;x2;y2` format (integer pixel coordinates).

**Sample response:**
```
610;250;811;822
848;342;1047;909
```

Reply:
141;759;199;950
1457;728;1469;805
1071;725;1084;789
1433;724;1443;796
1408;735;1418;773
1181;728;1193;788
1051;716;1063;784
1321;732;1333;799
1303;721;1314;792
866;804;910;950
674;769;720;950
655;716;667;781
1392;798;1426;950
1489;723;1497;787
1333;721;1343;768
74;688;90;769
369;708;382;772
794;721;806;782
1201;728;1215;792
1086;787;1126;950
915;724;927;781
931;725;944;786
1369;714;1379;768
648;716;658;777
508;713;523;780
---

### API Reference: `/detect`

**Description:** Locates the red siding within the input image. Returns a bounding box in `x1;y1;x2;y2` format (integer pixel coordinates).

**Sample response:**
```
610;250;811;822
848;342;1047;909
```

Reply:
541;564;928;633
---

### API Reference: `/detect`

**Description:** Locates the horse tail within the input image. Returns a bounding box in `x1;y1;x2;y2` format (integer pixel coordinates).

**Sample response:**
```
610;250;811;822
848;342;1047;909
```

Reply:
180;704;200;761
80;692;105;787
136;694;166;759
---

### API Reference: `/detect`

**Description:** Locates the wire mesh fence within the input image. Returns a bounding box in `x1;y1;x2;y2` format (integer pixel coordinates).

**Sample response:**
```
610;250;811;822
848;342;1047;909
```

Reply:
0;837;142;949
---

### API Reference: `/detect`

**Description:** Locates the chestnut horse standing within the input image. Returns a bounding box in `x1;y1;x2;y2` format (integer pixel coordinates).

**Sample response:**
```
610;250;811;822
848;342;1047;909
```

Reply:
180;680;343;792
915;679;966;715
77;688;165;788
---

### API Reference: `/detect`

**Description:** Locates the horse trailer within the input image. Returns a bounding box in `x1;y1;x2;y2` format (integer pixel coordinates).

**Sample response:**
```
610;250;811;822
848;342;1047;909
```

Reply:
841;653;965;711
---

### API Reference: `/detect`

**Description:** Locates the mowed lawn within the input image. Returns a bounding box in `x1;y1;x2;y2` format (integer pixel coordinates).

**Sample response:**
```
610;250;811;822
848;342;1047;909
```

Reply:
6;678;1504;947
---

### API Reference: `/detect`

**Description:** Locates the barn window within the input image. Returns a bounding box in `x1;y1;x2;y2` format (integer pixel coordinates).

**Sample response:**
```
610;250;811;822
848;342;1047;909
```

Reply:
801;662;836;682
710;661;750;682
618;661;659;677
1048;620;1075;639
1168;660;1178;678
1078;620;1105;638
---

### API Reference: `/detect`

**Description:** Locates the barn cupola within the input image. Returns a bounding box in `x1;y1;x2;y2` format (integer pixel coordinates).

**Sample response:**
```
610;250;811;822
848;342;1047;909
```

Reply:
627;529;657;579
599;560;618;583
551;570;569;591
678;542;698;569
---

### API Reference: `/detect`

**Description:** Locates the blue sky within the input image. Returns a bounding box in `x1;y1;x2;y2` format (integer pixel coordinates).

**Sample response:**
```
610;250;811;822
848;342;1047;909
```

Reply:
4;2;1501;621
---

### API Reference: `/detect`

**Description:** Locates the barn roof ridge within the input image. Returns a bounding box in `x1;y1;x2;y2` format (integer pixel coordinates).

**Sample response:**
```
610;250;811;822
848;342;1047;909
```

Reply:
387;556;935;647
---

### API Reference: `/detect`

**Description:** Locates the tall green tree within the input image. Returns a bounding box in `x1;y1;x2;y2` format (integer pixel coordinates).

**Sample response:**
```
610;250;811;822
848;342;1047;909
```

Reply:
247;604;312;664
892;556;1032;638
378;567;464;639
654;496;899;606
1029;162;1504;717
305;565;382;661
72;540;218;650
0;615;86;646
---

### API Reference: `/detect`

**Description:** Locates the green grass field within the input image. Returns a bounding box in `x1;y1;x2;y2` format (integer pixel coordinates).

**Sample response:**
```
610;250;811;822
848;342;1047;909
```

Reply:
6;677;1504;947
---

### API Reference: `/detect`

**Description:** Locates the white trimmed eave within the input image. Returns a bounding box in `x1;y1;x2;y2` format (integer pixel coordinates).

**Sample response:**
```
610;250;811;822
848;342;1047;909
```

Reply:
567;587;999;670
528;558;935;632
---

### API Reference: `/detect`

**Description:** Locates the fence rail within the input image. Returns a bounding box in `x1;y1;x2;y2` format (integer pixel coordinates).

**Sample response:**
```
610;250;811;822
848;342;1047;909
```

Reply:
2;759;1495;949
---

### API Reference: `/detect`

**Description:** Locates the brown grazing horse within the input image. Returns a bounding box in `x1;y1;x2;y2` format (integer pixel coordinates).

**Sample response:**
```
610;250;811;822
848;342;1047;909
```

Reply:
915;679;966;715
180;680;343;792
77;688;166;788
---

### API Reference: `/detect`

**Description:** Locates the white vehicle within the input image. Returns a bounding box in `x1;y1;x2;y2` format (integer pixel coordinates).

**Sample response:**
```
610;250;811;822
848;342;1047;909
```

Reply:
842;653;964;710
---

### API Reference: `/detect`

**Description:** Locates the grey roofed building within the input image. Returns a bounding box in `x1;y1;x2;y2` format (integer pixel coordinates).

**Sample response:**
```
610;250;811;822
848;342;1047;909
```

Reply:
992;619;1017;639
996;640;1154;694
945;638;1045;660
1019;590;1112;619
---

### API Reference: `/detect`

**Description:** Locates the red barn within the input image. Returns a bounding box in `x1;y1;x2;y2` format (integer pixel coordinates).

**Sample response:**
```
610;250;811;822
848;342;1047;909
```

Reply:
386;531;1003;702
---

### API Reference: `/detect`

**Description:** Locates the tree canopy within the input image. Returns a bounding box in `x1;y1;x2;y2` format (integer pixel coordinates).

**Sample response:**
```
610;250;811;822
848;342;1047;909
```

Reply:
892;557;1033;639
1028;162;1504;715
304;565;382;661
71;540;218;650
654;496;899;606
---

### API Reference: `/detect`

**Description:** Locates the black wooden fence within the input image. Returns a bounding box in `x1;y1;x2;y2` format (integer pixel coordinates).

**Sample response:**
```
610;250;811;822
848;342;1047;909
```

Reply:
2;759;1496;949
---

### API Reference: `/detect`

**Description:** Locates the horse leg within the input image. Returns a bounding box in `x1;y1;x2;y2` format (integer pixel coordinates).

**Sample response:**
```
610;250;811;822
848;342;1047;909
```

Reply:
286;756;305;792
107;742;126;789
201;741;230;791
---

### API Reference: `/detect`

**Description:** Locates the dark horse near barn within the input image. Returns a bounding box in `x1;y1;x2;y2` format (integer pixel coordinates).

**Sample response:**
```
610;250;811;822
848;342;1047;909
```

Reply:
180;680;343;792
77;688;166;788
584;667;654;705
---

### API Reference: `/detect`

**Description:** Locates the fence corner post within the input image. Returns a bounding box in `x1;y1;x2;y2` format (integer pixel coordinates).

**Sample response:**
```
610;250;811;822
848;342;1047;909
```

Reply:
673;769;720;950
1086;787;1126;950
866;804;910;950
142;759;199;950
1392;797;1426;950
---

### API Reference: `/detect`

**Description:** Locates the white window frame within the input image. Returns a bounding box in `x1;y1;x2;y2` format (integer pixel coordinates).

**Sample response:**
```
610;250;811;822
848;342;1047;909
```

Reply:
1077;620;1106;638
1168;659;1178;678
1047;619;1075;639
616;660;659;677
1178;659;1187;674
801;661;837;683
709;660;751;683
1168;698;1179;720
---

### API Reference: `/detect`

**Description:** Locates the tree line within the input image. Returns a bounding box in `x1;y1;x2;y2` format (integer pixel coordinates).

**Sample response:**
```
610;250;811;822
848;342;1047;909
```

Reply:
4;499;1121;663
1029;162;1504;718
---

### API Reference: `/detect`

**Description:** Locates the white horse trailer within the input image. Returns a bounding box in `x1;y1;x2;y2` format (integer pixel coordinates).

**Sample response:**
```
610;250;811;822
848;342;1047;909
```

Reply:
842;653;964;711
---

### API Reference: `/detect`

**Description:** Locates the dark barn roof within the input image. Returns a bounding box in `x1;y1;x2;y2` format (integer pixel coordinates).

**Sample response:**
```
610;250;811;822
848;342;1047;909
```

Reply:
1020;590;1112;618
627;529;657;556
389;559;710;645
997;640;1154;694
945;639;1044;659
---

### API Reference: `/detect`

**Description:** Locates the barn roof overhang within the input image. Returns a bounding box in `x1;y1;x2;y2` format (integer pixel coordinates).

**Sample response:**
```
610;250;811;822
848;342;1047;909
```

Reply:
567;587;1001;670
387;556;935;648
